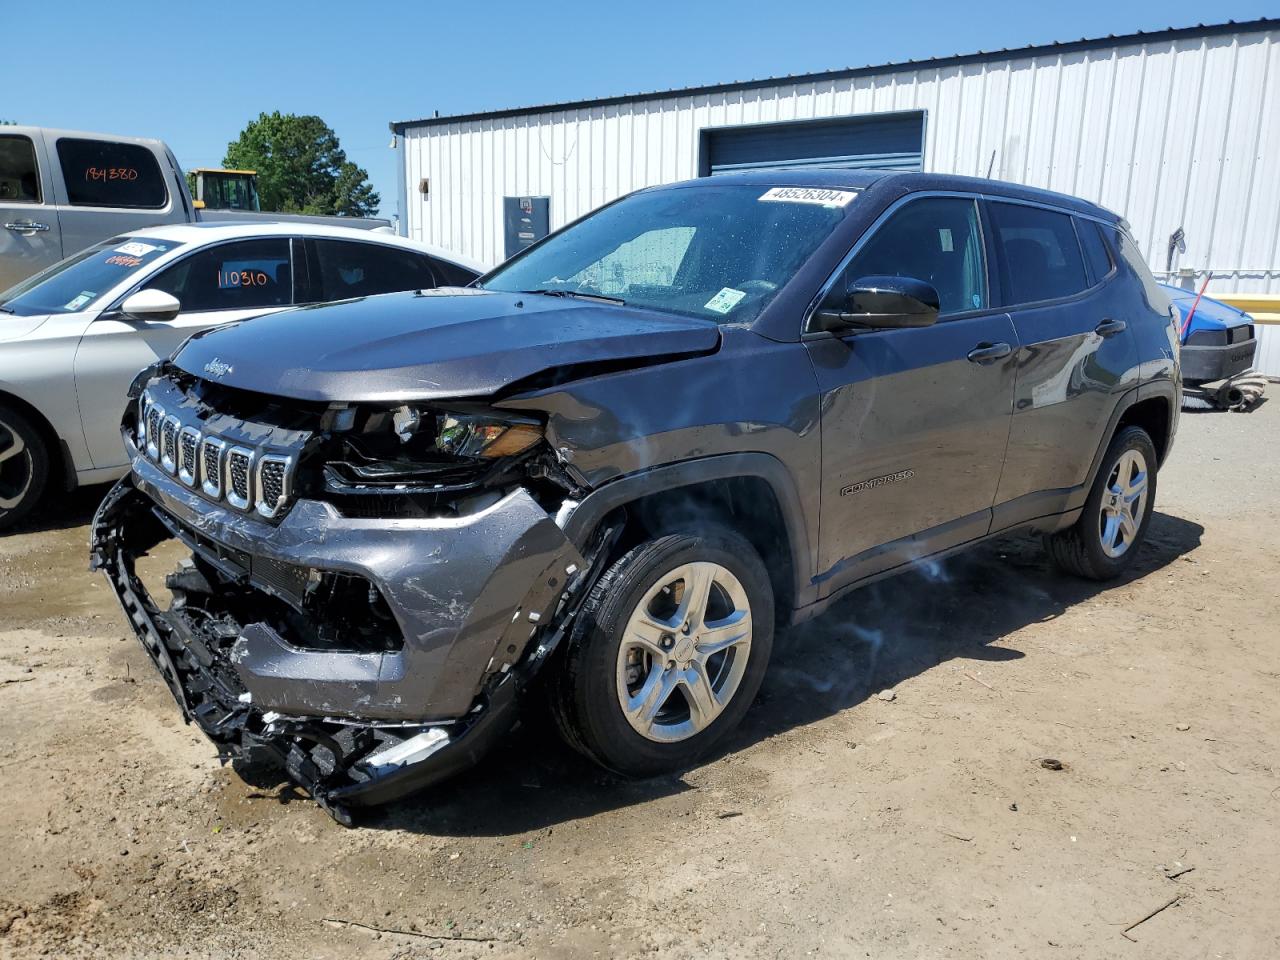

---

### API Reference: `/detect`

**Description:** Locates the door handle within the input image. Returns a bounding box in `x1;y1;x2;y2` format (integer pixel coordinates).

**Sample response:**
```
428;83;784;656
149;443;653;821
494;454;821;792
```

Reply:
1095;318;1127;338
4;220;51;233
967;341;1013;364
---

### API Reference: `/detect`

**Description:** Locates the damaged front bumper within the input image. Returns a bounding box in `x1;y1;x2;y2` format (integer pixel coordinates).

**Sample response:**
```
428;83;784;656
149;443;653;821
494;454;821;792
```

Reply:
91;452;600;823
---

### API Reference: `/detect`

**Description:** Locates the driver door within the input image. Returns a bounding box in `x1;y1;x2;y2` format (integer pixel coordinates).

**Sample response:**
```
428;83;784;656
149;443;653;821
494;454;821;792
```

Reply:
73;237;296;469
804;195;1018;589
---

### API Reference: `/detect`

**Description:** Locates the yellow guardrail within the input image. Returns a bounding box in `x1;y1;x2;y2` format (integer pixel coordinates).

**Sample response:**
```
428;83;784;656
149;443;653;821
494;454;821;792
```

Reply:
1213;294;1280;325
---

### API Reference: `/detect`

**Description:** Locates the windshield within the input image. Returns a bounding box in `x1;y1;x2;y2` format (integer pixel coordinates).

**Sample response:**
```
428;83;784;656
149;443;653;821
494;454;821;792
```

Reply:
0;236;183;317
481;184;856;323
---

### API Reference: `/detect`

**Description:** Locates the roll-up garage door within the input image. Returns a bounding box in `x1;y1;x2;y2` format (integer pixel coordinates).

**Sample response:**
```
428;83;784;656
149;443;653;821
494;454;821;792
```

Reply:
700;111;925;176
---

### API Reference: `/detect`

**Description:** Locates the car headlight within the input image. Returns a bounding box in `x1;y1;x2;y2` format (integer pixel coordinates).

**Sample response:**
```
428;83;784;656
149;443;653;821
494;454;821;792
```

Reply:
435;412;543;459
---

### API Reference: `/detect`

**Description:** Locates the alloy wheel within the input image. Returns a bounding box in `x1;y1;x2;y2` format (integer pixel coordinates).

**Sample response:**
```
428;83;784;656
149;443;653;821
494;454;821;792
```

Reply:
0;419;33;512
1098;448;1149;558
616;561;753;743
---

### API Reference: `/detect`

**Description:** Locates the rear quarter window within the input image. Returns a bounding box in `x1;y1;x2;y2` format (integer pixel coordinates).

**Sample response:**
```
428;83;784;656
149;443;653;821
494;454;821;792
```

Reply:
1077;219;1115;284
428;256;479;287
56;138;167;209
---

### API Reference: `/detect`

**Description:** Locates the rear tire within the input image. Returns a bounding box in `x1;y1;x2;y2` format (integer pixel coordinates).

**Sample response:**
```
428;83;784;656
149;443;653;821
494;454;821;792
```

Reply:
0;404;48;532
1046;425;1157;580
550;527;774;777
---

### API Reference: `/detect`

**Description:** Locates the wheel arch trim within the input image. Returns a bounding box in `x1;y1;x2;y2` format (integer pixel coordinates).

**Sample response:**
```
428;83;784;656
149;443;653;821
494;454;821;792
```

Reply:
1078;382;1176;505
561;452;817;610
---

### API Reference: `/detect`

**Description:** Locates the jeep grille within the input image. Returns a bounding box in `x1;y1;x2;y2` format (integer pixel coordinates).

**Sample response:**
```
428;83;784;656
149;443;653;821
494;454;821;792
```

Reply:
138;389;299;519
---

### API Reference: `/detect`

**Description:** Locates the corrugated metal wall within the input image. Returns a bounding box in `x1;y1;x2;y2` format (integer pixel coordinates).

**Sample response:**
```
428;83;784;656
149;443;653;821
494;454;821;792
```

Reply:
401;25;1280;372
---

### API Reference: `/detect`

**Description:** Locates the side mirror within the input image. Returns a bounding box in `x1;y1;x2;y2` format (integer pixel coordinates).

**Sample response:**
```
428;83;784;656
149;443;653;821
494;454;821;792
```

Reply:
813;275;940;332
119;289;181;322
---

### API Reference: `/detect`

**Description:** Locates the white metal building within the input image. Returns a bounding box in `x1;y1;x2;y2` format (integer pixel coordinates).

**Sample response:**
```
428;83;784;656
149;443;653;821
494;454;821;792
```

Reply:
392;18;1280;372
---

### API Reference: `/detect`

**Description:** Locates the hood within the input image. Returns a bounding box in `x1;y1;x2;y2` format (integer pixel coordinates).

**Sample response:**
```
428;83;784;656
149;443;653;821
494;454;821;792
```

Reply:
1158;283;1251;330
172;289;720;402
0;313;52;342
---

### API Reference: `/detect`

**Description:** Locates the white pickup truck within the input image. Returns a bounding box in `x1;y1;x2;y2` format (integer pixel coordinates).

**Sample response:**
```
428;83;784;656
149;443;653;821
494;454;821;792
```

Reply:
0;126;391;290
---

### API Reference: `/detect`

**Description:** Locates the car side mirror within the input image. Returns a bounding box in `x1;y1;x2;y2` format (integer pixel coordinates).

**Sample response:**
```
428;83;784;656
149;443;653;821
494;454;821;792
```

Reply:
813;275;940;332
119;289;182;322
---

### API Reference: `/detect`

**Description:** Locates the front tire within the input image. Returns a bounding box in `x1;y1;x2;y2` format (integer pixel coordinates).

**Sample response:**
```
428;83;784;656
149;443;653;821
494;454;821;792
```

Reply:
0;405;48;532
550;528;774;777
1046;425;1157;580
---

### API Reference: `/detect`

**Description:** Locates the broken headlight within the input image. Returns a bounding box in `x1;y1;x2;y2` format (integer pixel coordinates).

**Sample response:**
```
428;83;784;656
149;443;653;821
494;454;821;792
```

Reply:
435;412;542;459
317;406;549;510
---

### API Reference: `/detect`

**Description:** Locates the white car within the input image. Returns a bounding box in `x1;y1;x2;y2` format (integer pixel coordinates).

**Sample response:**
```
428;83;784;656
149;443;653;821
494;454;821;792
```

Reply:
0;222;484;528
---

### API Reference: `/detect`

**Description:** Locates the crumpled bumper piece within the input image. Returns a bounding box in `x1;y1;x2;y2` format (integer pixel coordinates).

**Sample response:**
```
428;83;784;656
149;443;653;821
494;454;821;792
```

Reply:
91;460;605;821
121;448;583;720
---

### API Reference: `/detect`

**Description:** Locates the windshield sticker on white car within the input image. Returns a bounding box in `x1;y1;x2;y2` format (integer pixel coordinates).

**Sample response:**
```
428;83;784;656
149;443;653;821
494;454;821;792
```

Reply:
704;287;747;314
759;187;857;208
64;291;95;311
114;241;162;258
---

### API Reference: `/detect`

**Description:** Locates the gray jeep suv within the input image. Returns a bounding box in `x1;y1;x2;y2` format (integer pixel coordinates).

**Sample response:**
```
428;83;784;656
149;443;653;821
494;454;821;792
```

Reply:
93;171;1180;823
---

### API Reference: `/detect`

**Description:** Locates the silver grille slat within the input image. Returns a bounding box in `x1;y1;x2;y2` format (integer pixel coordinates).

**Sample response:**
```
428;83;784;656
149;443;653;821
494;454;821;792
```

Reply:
137;394;150;449
177;427;201;487
200;436;226;499
145;402;164;460
225;446;254;511
160;416;180;474
255;454;293;519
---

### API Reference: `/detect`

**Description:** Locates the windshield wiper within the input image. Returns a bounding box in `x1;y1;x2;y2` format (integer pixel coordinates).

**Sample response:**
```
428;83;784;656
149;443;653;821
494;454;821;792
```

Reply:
520;288;625;305
0;305;14;314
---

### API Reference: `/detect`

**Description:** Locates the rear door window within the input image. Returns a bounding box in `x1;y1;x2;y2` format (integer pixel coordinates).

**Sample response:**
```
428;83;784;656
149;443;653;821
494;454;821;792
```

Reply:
144;238;292;312
988;202;1089;305
835;196;988;316
55;138;167;209
308;239;436;302
0;135;41;203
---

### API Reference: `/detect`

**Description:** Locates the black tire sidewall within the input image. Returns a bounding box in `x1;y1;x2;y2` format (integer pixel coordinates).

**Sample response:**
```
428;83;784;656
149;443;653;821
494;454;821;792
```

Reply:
0;405;48;530
1078;426;1158;577
565;529;774;777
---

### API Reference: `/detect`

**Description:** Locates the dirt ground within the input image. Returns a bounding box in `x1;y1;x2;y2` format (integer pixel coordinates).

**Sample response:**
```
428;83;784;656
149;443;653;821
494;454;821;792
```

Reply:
1;399;1277;960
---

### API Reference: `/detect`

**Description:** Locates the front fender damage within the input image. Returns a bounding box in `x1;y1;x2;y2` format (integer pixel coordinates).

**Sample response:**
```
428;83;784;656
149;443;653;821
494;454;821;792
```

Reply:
91;477;616;825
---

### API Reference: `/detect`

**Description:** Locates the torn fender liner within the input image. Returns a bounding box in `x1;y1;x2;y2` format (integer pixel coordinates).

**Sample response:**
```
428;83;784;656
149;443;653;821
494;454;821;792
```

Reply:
91;476;609;823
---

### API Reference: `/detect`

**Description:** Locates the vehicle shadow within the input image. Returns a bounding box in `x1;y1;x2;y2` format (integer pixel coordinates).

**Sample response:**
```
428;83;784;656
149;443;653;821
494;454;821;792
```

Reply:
4;483;114;535
354;509;1202;837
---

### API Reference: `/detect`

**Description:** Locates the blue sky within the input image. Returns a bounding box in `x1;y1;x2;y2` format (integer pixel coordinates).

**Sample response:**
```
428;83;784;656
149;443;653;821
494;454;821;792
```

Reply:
6;0;1276;217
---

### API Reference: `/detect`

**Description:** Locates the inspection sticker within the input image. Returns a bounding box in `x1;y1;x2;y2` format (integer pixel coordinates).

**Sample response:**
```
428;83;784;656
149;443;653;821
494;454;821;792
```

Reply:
113;241;161;258
64;291;95;311
759;186;857;207
704;287;747;314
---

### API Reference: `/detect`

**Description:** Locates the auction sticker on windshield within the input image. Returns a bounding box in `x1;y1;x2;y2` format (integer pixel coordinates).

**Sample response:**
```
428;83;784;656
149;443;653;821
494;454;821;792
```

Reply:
759;187;857;207
705;287;747;314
